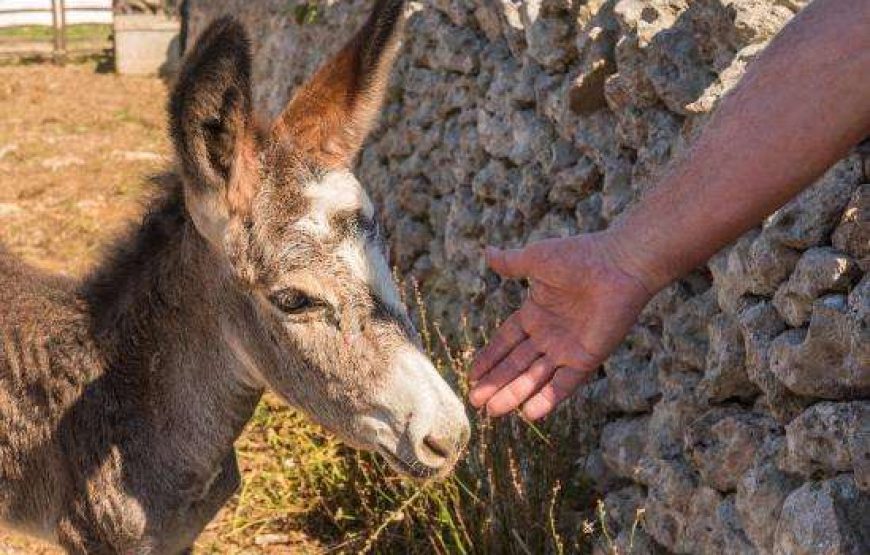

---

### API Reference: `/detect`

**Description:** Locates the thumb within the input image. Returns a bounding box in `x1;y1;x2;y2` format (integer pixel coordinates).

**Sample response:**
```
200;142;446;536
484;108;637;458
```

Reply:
485;246;533;279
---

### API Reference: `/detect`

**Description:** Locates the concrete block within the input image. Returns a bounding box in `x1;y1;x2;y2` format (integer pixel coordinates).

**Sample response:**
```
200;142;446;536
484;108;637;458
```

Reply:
114;15;180;76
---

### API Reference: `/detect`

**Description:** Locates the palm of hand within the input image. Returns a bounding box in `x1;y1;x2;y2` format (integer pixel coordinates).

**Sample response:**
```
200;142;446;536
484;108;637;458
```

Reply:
469;235;651;420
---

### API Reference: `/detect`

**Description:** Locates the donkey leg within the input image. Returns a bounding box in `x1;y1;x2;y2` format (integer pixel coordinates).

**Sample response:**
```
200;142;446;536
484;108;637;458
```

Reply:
192;450;242;522
170;451;242;549
58;515;158;555
56;510;118;555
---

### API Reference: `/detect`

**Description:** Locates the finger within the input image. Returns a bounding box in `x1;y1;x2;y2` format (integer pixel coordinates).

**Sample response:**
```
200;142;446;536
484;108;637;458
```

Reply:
486;246;533;279
521;366;593;421
470;310;527;382
485;355;557;417
469;339;542;408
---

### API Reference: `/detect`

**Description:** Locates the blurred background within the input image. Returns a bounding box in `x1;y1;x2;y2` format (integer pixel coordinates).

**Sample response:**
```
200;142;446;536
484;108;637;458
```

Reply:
0;1;184;71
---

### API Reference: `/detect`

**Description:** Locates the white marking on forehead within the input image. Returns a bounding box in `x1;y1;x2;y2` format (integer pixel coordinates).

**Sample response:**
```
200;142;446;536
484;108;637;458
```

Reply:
295;170;375;237
337;238;403;313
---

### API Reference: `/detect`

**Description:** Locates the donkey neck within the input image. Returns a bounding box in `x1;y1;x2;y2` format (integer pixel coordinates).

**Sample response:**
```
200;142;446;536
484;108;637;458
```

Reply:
82;179;263;475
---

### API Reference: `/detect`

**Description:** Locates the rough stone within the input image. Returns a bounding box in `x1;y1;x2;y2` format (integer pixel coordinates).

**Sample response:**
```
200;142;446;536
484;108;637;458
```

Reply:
646;354;705;460
523;11;575;70
601;416;650;480
831;184;869;271
745;233;802;296
636;456;698;552
769;299;870;400
763;155;863;250
699;313;759;403
598;345;661;414
710;231;802;313
662;289;719;370
578;448;626;495
773;247;859;327
736;436;801;553
713;495;759;555
547;156;600;208
851;406;870;492
738;302;811;423
780;401;869;482
600;484;647;535
774;475;870;555
684;407;781;493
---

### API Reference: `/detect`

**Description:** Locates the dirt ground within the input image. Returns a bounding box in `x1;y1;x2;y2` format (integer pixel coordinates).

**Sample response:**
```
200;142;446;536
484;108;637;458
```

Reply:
0;62;316;555
0;61;165;275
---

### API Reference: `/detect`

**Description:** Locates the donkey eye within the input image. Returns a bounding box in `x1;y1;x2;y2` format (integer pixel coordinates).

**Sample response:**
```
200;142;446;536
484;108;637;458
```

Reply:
268;289;316;314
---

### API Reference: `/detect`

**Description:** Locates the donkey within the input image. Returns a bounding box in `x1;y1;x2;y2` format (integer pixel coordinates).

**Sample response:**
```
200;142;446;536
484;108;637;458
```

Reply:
0;1;469;552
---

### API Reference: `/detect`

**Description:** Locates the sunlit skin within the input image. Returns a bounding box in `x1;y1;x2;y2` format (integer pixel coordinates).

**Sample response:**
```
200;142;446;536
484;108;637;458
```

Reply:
470;0;870;420
468;235;651;420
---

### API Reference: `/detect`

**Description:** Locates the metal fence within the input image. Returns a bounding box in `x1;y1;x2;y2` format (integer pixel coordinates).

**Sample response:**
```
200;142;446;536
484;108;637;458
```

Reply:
0;0;113;61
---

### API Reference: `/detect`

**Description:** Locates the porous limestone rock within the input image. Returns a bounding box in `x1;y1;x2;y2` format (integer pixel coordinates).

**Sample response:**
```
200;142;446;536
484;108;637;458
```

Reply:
710;495;758;555
773;247;859;327
780;401;869;482
599;484;647;536
851;408;870;492
762;155;864;250
774;475;870;555
737;301;811;423
646;356;705;460
832;184;869;271
598;343;661;414
684;407;781;493
769;298;870;400
736;436;801;553
698;313;759;403
600;416;650;480
636;456;698;552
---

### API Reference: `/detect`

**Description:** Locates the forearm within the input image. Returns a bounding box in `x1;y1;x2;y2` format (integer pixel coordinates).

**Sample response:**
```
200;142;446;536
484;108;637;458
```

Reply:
609;0;870;293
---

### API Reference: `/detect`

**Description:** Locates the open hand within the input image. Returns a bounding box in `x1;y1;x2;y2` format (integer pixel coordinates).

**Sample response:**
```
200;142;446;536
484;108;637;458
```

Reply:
469;233;653;420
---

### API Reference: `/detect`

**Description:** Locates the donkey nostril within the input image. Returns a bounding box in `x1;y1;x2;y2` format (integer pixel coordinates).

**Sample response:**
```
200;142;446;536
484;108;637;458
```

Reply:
423;434;452;461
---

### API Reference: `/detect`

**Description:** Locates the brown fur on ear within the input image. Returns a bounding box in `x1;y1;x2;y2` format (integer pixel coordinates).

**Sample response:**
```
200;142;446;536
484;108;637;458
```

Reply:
170;16;255;195
273;0;407;168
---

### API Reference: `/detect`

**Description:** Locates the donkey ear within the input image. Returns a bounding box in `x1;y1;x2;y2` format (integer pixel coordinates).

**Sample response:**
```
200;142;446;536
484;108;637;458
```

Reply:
273;0;407;168
169;16;254;192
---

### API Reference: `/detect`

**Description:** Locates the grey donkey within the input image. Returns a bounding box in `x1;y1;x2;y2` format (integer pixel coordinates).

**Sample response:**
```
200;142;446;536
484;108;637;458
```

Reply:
0;1;470;552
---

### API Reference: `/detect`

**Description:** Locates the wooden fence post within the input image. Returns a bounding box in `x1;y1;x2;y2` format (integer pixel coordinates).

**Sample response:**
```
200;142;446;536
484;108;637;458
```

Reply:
51;0;67;64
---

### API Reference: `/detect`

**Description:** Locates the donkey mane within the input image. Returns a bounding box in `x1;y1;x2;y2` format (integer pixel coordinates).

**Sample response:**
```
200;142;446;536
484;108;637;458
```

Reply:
81;173;187;335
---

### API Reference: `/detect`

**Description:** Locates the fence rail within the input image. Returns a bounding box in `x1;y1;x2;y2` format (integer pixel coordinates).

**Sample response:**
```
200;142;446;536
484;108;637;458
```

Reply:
0;0;113;61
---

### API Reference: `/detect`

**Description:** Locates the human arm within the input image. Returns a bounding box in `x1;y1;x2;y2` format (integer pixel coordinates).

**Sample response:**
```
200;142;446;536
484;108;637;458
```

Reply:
469;0;870;420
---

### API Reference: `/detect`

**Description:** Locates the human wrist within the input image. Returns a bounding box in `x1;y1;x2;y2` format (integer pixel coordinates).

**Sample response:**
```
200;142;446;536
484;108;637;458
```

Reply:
598;224;674;297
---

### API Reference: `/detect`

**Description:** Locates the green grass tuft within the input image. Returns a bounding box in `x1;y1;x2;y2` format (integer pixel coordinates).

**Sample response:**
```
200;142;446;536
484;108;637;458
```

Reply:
0;24;111;43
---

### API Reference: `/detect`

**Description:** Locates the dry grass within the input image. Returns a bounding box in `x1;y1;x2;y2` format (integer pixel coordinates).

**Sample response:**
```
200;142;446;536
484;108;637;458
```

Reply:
0;61;616;554
0;61;166;275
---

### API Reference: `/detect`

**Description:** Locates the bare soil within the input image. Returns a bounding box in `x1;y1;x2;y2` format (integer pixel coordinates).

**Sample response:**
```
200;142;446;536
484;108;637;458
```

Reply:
0;61;165;275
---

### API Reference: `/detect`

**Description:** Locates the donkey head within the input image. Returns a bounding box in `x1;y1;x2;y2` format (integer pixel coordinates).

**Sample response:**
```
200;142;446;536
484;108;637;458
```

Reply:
168;2;469;479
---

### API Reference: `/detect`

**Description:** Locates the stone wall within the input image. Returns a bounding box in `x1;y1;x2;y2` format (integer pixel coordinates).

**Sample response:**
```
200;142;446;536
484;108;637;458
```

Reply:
187;1;869;553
